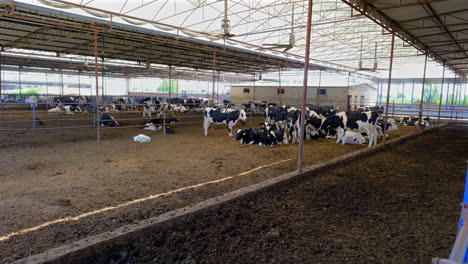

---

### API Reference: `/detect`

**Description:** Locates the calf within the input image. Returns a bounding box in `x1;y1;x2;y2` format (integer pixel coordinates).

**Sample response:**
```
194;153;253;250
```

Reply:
99;114;119;127
235;127;262;145
342;131;366;144
203;107;247;136
376;118;398;137
322;111;379;147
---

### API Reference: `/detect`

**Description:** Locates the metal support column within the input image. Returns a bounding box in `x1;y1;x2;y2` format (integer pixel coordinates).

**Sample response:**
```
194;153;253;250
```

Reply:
45;72;49;95
0;51;2;118
101;57;105;97
78;71;81;96
376;81;380;105
169;65;172;99
437;64;446;125
401;82;405;103
383;29;395;144
418;54;428;127
317;69;322;106
212;52;216;104
18;66;22;97
60;68;64;96
94;30;101;142
278;66;282;106
451;77;456;120
297;0;313;173
411;80;415;104
216;71;220;103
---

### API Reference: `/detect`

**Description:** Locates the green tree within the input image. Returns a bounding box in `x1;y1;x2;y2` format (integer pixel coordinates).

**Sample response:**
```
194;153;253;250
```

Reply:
157;80;179;94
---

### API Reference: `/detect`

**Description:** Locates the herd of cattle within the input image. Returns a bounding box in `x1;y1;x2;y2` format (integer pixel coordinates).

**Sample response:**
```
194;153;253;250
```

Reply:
14;95;431;145
204;104;432;148
21;95;212;116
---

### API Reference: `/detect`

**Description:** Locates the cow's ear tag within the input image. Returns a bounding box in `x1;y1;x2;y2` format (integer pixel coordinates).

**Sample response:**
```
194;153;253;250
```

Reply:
270;131;275;136
243;133;246;136
260;129;264;131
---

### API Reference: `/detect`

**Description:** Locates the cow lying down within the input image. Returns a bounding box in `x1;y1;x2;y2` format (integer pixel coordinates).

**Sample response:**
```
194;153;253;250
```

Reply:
140;116;179;134
100;114;119;127
235;122;285;147
48;105;81;115
342;131;366;144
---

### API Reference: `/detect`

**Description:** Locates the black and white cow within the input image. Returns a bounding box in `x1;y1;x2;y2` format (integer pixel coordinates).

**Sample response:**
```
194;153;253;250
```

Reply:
259;122;285;147
376;118;398;137
242;101;259;113
114;97;130;111
322;111;379;147
167;97;185;105
25;95;38;109
286;107;301;144
168;104;189;113
99;114;119;127
307;105;337;118
140;115;179;131
203;107;247;136
401;116;431;127
265;105;288;128
48;104;81;115
139;97;162;117
140;116;179;126
304;110;327;139
185;98;201;109
235;127;262;145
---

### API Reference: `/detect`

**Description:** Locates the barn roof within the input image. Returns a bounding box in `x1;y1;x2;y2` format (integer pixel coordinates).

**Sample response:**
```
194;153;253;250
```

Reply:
342;0;468;76
0;0;344;79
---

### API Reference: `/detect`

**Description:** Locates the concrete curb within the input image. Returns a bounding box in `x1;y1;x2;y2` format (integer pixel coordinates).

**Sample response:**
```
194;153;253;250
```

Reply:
13;125;445;264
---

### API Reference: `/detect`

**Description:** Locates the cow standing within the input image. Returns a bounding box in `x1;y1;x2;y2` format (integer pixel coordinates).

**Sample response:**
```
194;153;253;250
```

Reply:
139;97;162;117
203;107;247;136
304;110;327;139
286;107;301;144
322;111;379;147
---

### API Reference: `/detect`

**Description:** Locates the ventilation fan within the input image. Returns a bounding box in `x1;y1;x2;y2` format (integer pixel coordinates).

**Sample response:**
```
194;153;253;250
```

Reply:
356;40;388;72
262;3;299;53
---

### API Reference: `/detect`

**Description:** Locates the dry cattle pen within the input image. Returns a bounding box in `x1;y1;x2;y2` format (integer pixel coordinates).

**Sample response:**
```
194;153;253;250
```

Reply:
0;0;468;263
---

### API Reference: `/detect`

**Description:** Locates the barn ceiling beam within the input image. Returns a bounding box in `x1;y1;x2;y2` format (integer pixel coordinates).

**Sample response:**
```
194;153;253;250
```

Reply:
373;0;448;11
399;7;468;24
341;0;465;75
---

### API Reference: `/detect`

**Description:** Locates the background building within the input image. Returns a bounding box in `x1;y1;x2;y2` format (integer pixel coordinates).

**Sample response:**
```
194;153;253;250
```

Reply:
230;83;378;109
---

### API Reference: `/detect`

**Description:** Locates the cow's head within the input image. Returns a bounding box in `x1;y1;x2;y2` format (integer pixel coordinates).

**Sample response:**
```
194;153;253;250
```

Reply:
239;109;247;122
235;129;245;142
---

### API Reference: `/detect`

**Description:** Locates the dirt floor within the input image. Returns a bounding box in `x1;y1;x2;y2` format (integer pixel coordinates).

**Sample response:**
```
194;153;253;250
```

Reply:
100;124;467;264
0;110;418;262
